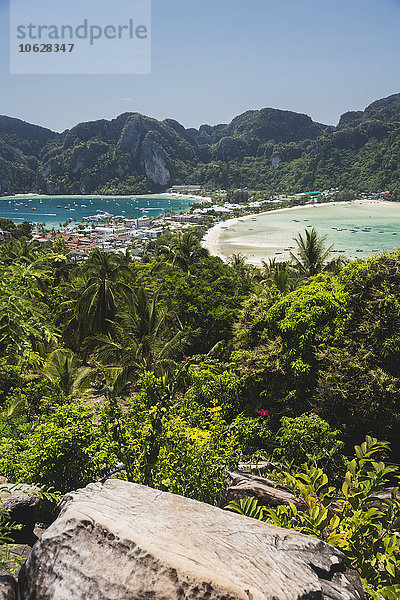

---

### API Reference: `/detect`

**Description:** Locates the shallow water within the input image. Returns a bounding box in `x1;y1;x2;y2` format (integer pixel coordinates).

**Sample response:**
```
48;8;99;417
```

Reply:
219;202;400;263
0;194;195;227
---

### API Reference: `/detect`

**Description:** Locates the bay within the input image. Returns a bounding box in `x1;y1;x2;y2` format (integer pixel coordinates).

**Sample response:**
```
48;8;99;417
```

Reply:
218;201;400;263
0;194;196;227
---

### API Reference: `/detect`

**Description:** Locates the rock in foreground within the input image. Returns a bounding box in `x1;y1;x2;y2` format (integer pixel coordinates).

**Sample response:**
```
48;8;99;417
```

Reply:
226;471;307;509
19;480;364;600
0;484;39;543
0;575;18;600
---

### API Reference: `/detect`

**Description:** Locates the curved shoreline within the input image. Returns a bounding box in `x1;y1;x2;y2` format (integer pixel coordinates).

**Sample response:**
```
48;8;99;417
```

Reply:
201;199;393;264
1;192;209;201
0;193;207;227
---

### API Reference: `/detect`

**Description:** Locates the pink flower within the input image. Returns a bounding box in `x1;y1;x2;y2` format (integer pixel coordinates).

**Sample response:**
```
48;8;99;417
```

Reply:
249;366;254;370
258;409;269;416
183;355;187;359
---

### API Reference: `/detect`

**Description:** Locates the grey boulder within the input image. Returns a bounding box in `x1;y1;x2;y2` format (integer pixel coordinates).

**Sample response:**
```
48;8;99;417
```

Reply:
225;471;307;509
19;480;364;600
0;576;18;600
0;484;39;543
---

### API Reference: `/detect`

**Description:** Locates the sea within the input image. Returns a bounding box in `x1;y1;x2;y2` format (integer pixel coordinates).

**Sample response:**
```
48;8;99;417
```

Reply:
218;201;400;263
0;194;197;227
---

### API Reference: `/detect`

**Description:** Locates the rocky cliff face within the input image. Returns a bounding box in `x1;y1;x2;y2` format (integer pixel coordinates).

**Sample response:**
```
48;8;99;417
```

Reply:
142;131;171;185
118;114;147;158
3;92;400;195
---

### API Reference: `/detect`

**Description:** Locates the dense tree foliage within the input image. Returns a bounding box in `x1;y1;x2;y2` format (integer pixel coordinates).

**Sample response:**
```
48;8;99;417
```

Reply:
0;226;400;595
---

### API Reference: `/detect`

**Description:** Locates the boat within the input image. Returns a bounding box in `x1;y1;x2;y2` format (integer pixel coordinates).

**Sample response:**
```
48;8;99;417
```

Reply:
57;205;62;208
31;207;36;210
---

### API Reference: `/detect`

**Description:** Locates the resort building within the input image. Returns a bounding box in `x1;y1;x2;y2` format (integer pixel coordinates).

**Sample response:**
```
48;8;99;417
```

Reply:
136;217;152;228
168;214;201;224
167;185;203;193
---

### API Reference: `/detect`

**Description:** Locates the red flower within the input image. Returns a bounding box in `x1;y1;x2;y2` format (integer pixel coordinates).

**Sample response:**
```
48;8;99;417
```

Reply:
249;366;254;370
258;409;269;416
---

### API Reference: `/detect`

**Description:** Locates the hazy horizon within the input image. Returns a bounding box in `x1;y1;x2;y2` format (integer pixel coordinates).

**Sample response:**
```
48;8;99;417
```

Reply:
1;0;400;132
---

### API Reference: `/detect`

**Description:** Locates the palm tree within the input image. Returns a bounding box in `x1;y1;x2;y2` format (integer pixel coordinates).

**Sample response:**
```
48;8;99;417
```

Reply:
41;348;91;397
87;286;189;392
114;248;136;273
228;253;262;284
324;256;349;274
290;228;333;277
5;260;52;295
261;258;298;293
228;253;247;270
67;249;129;337
0;239;42;265
44;251;75;285
162;232;209;271
0;262;59;365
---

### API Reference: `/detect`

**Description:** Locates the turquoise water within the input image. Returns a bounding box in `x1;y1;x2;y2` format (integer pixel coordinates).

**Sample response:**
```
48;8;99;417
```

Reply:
219;201;400;263
0;194;196;227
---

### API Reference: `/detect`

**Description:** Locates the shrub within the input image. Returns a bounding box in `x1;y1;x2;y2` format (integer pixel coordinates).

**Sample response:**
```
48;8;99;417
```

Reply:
102;371;239;504
0;363;24;406
230;413;273;456
226;436;400;599
185;367;245;418
274;412;345;471
0;403;116;493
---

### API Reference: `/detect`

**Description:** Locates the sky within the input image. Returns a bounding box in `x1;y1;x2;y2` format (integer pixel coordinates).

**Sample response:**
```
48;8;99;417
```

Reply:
0;0;400;132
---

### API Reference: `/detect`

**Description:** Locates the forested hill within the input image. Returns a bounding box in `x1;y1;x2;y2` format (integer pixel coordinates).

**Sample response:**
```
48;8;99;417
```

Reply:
2;92;400;196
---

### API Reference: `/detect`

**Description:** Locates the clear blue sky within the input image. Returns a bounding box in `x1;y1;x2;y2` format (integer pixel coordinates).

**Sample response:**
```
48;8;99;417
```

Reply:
1;0;400;132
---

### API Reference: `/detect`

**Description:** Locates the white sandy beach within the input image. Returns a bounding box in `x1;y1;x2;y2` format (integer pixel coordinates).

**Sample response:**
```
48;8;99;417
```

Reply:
201;199;395;264
158;192;212;202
